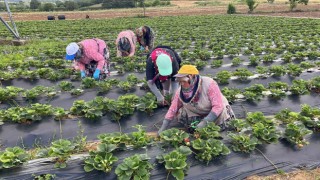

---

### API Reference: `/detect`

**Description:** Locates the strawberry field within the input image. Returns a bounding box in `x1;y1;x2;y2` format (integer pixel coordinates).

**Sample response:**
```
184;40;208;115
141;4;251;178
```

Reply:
0;15;320;179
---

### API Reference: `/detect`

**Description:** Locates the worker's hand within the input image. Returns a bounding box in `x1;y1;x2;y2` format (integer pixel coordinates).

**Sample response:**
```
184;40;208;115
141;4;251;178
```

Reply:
158;119;170;136
80;71;86;79
140;46;145;51
196;120;208;129
145;46;149;52
157;97;169;107
93;69;100;80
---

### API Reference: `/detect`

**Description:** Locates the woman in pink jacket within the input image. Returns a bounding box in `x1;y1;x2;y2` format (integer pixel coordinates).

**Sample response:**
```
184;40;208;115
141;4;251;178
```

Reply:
116;30;137;57
65;38;110;80
157;65;235;134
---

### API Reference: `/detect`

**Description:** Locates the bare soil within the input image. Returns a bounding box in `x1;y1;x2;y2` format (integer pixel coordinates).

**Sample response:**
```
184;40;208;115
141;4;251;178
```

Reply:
247;168;320;180
0;2;320;22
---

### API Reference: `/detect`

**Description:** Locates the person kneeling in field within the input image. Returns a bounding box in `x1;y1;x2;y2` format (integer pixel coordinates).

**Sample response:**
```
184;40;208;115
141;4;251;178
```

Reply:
65;38;110;80
116;30;137;57
158;65;236;134
146;46;182;106
136;26;155;52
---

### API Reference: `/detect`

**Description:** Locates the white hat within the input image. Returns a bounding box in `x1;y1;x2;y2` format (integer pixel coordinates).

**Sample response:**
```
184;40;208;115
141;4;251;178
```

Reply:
66;42;79;55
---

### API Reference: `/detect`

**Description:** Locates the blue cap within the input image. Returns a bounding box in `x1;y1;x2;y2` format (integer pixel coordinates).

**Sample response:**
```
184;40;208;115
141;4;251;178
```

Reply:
65;53;75;60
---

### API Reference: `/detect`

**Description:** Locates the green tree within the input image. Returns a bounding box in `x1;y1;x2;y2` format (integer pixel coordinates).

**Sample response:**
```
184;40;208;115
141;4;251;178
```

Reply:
30;0;41;9
55;0;65;8
41;3;55;11
289;0;308;11
246;0;258;13
64;1;78;10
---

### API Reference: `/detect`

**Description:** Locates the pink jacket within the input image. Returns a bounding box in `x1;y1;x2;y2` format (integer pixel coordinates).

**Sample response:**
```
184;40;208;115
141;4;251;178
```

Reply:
165;77;224;120
77;39;108;71
116;30;136;57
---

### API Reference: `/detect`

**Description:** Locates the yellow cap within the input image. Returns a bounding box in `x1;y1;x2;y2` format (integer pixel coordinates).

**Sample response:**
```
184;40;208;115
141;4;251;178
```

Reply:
174;65;199;77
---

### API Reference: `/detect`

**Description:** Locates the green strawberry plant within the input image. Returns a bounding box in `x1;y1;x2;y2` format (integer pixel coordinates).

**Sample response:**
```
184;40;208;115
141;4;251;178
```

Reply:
300;61;315;69
96;81;113;94
300;104;320;118
249;55;260;66
126;74;140;84
0;86;23;102
160;128;189;148
81;77;97;89
290;79;309;95
70;100;86;116
228;133;261;153
48;139;75;168
268;89;286;100
70;88;84;96
84;143;118;173
262;53;276;63
22;86;46;101
221;87;241;103
0;147;29;169
127;125;152;148
156;146;192;180
233;68;253;81
269;65;287;77
308;77;320;93
211;59;223;68
252;123;280;143
136;92;157;115
32;173;56;180
53;107;68;120
117;81;134;92
115;154;153;180
194;60;207;70
256;66;269;78
228;119;249;132
243;84;266;101
98;132;130;149
59;81;73;91
246;112;274;126
284;122;312;148
215;70;232;84
268;81;289;90
192;138;230;163
194;122;221;140
286;63;303;77
231;57;243;66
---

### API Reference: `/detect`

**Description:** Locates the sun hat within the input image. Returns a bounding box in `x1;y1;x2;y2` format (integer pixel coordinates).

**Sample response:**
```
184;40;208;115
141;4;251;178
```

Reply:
156;54;172;76
174;65;199;77
65;42;79;60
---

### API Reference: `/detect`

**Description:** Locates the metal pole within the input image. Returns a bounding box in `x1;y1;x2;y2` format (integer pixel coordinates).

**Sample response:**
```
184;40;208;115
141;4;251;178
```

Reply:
4;0;20;38
0;17;19;39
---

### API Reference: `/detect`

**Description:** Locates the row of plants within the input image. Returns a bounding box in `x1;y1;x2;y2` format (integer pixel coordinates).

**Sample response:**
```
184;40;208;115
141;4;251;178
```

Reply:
0;77;318;125
0;74;147;103
0;92;157;125
220;77;320;102
1;104;318;179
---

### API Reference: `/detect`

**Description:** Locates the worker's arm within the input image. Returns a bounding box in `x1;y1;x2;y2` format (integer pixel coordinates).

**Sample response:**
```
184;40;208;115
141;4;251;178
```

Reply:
158;91;182;135
146;58;164;103
197;80;224;128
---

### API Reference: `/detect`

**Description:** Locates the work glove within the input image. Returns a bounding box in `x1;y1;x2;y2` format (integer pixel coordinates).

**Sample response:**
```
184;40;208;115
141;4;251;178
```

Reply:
93;69;100;80
140;46;145;51
196;120;208;129
197;112;217;129
80;71;86;79
158;119;171;136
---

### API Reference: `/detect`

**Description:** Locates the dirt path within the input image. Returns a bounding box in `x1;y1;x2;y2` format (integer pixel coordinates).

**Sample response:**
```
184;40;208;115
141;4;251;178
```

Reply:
247;168;320;180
